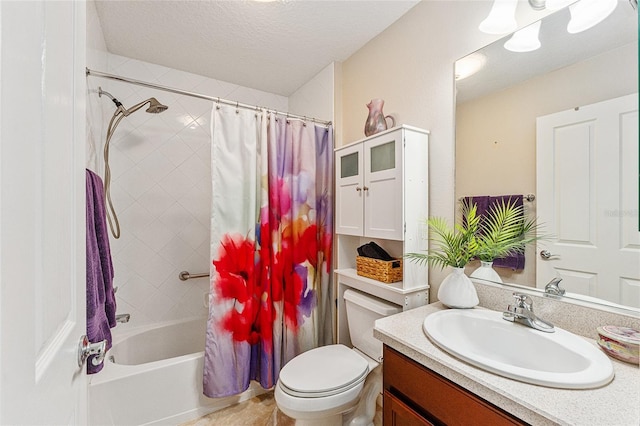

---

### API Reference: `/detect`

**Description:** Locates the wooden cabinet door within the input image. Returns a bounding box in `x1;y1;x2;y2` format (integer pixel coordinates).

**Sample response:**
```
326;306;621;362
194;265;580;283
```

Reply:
384;391;434;426
336;142;364;236
364;130;404;240
383;346;526;426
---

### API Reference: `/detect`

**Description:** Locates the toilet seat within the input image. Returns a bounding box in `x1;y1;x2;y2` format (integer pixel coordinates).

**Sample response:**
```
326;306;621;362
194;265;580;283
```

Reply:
278;344;369;398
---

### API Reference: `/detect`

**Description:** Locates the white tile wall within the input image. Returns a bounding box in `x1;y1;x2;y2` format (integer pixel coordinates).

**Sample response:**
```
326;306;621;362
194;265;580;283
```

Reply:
87;53;288;329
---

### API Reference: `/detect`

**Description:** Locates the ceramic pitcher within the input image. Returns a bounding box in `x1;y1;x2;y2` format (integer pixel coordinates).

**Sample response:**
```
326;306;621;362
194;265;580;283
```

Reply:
364;99;395;137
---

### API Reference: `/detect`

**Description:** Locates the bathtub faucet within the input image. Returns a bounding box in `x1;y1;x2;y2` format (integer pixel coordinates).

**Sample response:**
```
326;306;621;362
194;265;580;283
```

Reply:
115;313;131;323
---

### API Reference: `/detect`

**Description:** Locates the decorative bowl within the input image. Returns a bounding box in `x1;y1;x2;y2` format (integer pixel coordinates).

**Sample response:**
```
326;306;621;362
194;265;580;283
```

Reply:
596;325;640;365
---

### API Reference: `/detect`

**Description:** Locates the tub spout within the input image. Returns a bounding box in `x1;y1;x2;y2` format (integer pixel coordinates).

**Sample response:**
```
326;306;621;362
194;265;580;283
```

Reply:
116;313;131;323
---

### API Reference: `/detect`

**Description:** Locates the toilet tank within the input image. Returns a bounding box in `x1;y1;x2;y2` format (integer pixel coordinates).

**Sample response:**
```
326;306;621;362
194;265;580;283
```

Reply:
344;289;401;361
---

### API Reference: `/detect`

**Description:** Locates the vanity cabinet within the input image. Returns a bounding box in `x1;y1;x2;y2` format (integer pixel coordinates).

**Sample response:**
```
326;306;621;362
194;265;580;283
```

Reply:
334;126;430;347
383;345;527;426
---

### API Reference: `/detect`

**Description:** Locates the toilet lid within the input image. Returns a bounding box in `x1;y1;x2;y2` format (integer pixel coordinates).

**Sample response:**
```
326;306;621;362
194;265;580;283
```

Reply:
279;344;369;398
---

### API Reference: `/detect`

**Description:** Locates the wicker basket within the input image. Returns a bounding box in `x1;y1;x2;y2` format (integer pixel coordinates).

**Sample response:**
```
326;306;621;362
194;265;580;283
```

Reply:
356;256;403;284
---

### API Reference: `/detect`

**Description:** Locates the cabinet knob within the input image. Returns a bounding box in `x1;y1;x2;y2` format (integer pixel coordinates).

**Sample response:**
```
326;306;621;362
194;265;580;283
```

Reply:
356;186;362;192
363;186;369;191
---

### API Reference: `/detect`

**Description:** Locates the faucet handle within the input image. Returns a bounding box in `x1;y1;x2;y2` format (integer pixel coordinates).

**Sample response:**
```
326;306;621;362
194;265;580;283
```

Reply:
512;293;533;309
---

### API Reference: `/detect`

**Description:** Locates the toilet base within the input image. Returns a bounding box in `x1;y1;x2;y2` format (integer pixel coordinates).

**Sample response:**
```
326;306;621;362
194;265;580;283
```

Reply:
343;364;381;426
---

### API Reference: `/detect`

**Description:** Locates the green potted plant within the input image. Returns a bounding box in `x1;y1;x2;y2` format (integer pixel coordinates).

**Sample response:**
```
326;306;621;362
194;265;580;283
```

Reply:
406;201;481;308
470;198;543;283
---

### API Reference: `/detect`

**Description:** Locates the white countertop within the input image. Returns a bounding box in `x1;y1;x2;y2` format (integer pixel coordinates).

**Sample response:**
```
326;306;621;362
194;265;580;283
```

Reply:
374;302;640;426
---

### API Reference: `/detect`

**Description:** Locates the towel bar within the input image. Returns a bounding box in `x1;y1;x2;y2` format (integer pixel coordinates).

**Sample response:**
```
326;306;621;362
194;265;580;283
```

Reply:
458;193;535;202
179;270;209;281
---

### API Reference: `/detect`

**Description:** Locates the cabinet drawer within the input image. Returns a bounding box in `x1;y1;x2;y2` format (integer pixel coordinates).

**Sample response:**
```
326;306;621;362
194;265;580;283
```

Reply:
383;346;526;426
383;390;434;426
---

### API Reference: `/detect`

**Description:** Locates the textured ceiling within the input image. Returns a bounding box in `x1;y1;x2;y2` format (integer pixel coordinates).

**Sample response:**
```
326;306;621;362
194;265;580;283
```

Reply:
94;0;420;96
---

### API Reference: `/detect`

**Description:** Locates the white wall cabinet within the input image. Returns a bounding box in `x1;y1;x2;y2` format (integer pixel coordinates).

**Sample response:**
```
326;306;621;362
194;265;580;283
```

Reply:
334;125;430;346
336;129;404;239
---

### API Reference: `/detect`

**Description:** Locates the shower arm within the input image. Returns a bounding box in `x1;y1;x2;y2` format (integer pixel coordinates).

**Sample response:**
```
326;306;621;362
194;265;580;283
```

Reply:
99;87;156;117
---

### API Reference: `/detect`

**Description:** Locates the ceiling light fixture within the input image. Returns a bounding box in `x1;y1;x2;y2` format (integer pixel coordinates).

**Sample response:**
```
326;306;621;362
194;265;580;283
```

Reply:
504;21;542;52
528;0;546;11
544;0;576;10
567;0;617;33
479;0;518;34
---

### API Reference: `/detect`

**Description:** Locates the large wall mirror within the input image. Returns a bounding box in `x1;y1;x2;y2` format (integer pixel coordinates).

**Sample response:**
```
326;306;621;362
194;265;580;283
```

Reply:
455;1;639;312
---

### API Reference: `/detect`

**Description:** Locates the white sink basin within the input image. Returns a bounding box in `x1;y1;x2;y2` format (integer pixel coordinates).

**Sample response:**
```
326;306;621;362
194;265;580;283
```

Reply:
423;308;614;389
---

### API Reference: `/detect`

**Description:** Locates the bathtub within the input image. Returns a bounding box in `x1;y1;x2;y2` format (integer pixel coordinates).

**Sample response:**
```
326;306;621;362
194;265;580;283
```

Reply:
89;316;266;426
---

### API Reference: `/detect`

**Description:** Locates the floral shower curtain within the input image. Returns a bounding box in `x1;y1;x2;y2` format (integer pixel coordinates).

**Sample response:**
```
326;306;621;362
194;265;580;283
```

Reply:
203;104;333;398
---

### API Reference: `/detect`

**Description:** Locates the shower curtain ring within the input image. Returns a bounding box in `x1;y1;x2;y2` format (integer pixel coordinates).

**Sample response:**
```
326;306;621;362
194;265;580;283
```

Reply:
235;102;239;114
216;97;221;110
303;116;307;127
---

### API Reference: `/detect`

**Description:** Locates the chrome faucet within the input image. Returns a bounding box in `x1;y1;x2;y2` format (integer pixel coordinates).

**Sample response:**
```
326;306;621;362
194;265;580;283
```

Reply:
544;277;565;297
503;293;554;333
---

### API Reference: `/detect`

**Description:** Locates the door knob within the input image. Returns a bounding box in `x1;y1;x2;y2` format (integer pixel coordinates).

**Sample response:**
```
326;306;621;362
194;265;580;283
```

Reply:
539;250;559;260
77;335;107;367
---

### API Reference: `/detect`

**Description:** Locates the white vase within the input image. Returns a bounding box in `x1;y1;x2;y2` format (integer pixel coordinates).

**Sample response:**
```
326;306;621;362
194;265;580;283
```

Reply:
470;261;503;283
437;267;479;309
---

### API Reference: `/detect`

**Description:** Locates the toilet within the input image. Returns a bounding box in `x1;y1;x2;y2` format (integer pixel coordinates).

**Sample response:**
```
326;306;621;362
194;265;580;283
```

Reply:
275;289;401;426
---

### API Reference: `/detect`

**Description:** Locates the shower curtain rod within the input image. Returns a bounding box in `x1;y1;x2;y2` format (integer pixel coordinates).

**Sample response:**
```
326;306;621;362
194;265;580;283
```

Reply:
85;68;333;126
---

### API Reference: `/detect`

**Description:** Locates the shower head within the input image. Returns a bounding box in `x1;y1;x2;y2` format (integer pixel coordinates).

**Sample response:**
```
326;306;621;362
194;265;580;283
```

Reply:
98;87;168;116
122;97;168;116
145;98;169;114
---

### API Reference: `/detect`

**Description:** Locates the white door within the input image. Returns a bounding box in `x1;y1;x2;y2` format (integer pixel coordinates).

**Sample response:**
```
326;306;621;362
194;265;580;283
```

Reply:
335;143;364;236
364;130;404;240
0;1;88;424
536;93;640;308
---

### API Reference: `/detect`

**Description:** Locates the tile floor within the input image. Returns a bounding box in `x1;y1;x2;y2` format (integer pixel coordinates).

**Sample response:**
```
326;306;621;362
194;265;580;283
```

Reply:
182;391;383;426
181;393;294;426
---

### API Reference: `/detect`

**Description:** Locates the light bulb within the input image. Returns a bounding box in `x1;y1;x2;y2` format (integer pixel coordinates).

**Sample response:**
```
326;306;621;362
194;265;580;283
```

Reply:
567;0;617;34
479;0;518;35
504;21;542;52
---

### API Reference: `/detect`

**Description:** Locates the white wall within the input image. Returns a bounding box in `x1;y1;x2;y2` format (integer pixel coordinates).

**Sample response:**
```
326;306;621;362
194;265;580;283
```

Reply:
339;1;553;297
289;62;336;123
86;0;110;172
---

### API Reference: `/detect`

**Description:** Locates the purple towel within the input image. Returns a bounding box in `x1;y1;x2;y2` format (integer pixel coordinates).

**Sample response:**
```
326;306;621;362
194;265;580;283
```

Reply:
86;169;116;374
489;195;525;270
464;194;525;271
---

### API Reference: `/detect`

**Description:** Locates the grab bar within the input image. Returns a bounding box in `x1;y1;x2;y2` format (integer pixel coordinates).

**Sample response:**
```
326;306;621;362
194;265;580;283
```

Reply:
179;270;209;281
